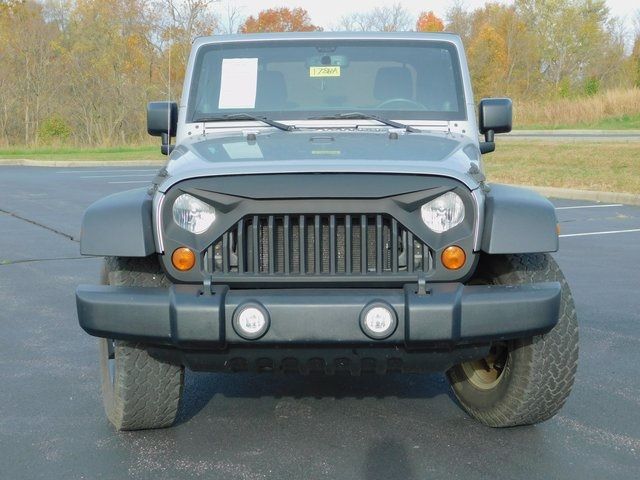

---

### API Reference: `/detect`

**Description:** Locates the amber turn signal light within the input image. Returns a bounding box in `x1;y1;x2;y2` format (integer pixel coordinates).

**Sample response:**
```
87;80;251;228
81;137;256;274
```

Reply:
441;246;466;270
171;247;196;271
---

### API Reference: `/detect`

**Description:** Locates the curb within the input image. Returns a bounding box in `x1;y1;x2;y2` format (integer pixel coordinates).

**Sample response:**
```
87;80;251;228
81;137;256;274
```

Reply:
0;159;165;167
513;185;640;206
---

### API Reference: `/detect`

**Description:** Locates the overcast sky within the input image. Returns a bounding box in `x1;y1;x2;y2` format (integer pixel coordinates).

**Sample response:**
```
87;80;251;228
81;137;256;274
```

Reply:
220;0;639;32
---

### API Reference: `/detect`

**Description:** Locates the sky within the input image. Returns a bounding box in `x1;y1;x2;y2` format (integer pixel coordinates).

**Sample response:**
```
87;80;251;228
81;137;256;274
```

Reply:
220;0;639;32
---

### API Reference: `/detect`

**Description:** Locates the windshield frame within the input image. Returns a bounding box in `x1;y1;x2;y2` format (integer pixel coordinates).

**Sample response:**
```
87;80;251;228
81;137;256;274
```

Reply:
186;38;467;124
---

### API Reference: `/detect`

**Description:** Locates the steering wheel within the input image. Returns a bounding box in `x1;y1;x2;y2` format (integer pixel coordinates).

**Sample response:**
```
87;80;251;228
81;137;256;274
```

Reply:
376;98;427;110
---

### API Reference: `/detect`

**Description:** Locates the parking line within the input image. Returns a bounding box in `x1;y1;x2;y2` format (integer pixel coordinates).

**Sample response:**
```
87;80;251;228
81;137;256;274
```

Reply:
555;204;623;210
560;228;640;238
79;174;156;179
57;169;158;174
108;180;152;184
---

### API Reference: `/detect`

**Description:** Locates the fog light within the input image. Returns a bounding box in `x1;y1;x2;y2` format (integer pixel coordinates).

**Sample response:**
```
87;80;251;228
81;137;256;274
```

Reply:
441;245;466;270
171;247;196;271
233;303;270;340
360;302;397;340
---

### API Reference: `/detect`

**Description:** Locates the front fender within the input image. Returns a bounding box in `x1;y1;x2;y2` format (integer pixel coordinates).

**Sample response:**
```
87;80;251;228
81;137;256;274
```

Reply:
80;188;156;257
481;184;558;254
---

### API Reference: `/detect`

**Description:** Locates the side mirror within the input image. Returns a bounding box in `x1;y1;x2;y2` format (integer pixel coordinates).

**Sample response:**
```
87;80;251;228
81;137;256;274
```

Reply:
478;98;512;154
147;101;178;155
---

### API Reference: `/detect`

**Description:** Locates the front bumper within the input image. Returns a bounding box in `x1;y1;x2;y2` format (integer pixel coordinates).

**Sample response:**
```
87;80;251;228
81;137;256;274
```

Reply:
76;282;561;350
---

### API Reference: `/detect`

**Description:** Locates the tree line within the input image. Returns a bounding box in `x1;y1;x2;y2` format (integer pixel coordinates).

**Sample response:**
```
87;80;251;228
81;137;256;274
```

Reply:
1;0;639;147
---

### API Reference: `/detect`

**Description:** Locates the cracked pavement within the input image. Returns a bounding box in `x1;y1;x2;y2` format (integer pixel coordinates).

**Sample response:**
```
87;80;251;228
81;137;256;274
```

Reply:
1;166;639;479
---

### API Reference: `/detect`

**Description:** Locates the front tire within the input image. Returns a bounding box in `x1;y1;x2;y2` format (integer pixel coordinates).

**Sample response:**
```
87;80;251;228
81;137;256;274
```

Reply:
99;257;184;431
448;253;579;427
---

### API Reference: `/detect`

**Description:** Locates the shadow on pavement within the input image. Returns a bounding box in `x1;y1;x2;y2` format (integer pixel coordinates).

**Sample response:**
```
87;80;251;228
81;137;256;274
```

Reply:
176;370;452;425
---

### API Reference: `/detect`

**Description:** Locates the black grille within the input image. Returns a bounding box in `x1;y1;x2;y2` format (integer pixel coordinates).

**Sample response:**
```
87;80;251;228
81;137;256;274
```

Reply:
205;214;431;276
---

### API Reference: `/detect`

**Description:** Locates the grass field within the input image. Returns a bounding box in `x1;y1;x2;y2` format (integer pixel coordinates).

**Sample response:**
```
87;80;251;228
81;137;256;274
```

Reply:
516;88;640;130
519;113;640;130
486;140;640;194
1;141;638;195
0;145;160;161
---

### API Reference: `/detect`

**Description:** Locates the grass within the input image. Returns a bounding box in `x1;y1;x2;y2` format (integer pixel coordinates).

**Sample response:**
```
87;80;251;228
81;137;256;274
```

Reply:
1;139;638;196
0;145;161;161
486;141;640;194
516;88;640;130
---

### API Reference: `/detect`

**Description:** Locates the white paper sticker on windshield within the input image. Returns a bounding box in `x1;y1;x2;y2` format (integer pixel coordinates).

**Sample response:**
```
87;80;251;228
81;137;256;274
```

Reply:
218;58;258;109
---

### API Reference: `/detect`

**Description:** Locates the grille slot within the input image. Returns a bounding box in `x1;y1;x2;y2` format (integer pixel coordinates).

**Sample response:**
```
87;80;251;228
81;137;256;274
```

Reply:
206;214;431;276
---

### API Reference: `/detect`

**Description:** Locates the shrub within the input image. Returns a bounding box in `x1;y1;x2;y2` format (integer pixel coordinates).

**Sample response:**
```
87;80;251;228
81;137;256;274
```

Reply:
39;116;72;144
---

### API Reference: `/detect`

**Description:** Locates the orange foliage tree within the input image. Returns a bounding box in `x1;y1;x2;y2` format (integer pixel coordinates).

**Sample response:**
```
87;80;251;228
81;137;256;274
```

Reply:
416;11;444;32
240;7;322;33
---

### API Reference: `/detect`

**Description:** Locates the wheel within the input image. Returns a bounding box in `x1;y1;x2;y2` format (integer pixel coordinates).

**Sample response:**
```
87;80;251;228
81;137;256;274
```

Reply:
447;253;579;427
99;256;184;431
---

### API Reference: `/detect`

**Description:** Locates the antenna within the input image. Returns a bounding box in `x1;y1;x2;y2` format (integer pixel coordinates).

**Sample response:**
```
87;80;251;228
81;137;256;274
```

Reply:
167;0;172;148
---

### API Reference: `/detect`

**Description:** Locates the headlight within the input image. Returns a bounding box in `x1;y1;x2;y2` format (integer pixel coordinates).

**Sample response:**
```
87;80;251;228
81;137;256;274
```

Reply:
172;193;216;234
421;192;465;233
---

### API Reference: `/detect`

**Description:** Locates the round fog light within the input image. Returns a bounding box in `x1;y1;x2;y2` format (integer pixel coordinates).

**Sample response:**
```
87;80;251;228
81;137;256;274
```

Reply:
360;302;397;340
233;303;270;340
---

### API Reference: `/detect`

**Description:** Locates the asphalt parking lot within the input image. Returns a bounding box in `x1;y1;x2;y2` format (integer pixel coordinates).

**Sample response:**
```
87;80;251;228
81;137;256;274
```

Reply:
1;165;639;479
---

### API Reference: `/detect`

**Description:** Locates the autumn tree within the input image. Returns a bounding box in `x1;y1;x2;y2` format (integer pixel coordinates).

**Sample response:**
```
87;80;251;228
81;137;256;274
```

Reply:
0;1;60;145
152;0;219;103
240;7;321;33
515;0;620;95
464;4;540;98
416;11;444;32
60;0;158;144
445;1;473;44
633;13;640;88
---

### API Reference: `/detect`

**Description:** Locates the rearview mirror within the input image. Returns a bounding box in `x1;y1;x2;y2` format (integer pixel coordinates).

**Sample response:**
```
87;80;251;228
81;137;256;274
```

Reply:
478;98;512;154
147;101;178;155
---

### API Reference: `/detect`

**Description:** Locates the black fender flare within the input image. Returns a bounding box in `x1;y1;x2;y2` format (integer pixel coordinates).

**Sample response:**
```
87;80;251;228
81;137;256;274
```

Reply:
80;188;156;257
481;184;558;254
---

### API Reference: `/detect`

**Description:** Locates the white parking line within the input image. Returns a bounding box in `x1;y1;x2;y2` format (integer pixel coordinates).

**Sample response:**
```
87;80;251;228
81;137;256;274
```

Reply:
57;169;158;174
560;228;640;238
79;174;156;179
108;180;153;184
555;204;623;210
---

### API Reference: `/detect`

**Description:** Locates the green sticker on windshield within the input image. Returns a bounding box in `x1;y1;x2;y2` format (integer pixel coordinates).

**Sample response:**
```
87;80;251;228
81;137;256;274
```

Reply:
310;66;341;77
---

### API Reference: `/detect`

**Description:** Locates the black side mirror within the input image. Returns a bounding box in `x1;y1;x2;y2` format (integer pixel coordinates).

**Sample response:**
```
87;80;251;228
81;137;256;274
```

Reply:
478;98;512;154
147;101;178;155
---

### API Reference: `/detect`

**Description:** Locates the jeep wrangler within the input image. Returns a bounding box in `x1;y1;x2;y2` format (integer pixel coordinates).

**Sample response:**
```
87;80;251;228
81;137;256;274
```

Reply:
76;32;578;430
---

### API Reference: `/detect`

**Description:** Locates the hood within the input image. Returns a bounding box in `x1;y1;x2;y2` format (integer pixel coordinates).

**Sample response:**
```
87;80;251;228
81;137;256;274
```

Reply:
159;129;482;193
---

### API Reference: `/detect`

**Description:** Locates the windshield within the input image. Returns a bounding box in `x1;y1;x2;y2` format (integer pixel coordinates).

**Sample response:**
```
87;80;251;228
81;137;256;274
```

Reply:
187;39;466;122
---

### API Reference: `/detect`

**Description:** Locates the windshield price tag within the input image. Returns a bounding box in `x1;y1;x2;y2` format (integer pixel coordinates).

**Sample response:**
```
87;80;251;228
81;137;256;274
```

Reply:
310;66;341;77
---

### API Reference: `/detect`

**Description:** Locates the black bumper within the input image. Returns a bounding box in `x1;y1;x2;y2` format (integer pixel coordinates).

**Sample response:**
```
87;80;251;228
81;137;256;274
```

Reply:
76;282;561;349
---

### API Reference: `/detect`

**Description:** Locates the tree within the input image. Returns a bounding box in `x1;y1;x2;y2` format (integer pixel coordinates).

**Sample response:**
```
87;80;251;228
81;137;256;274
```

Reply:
240;7;321;33
60;0;158;144
515;0;616;94
152;0;219;102
416;11;444;32
0;1;60;145
445;1;473;44
339;3;412;32
216;1;244;34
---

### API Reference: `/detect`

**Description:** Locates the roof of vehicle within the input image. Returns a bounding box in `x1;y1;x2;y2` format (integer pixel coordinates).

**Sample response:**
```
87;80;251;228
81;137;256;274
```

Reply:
192;31;463;49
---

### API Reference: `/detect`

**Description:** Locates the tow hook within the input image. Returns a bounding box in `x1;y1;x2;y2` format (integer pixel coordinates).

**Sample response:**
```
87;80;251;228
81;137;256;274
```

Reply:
417;273;429;296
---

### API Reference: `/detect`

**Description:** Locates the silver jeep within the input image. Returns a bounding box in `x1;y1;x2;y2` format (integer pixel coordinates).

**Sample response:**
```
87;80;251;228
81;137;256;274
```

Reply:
76;32;578;431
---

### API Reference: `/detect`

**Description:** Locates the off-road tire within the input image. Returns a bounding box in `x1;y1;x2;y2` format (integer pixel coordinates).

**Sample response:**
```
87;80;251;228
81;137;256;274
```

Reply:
99;256;184;431
447;253;578;427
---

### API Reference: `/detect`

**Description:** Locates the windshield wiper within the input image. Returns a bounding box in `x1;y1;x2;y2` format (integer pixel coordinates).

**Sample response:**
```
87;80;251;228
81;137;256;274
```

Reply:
194;113;294;131
308;112;420;133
